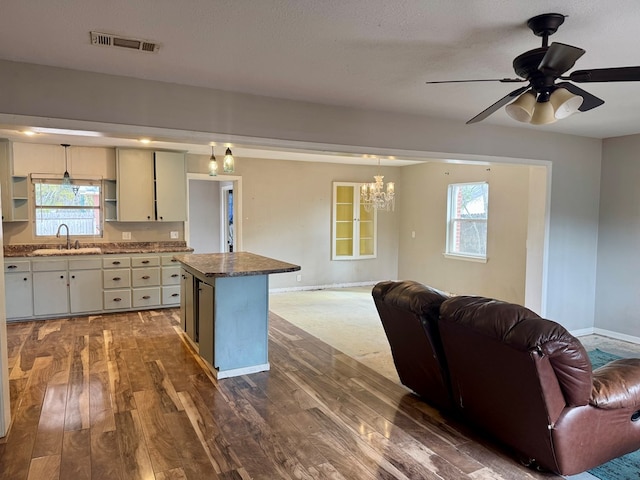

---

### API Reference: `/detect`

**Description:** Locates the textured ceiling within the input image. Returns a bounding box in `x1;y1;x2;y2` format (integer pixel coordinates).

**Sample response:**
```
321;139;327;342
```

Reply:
1;0;640;149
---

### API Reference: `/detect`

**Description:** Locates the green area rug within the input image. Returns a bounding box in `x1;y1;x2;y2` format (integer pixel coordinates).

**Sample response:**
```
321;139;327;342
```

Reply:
586;349;640;480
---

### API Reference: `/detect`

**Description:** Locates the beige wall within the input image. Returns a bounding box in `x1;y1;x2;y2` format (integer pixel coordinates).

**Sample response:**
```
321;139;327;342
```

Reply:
398;162;530;304
188;154;400;289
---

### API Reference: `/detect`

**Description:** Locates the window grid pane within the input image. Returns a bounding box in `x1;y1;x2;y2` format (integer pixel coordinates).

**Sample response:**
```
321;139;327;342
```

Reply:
34;182;102;237
447;182;488;257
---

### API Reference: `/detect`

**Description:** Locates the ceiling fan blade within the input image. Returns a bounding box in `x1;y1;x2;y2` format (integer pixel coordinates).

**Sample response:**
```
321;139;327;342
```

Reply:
568;66;640;83
466;86;530;124
538;42;586;76
556;82;604;112
426;78;525;84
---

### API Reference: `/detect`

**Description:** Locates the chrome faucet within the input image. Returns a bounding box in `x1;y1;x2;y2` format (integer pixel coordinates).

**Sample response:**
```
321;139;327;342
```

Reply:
56;223;71;250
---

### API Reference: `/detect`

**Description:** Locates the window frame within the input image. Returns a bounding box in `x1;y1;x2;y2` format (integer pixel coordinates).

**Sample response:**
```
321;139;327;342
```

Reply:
32;177;104;238
445;181;489;262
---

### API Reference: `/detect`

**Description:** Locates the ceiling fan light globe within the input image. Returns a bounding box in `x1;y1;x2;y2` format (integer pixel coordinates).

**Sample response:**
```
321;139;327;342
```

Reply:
550;87;583;119
530;101;557;125
505;91;536;123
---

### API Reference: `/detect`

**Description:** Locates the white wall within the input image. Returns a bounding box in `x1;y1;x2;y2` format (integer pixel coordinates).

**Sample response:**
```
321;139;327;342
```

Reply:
0;59;602;330
398;162;530;304
188;179;222;254
595;134;640;339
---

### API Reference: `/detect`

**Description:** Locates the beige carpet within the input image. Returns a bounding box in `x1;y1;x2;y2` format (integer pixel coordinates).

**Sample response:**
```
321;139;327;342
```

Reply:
269;286;402;385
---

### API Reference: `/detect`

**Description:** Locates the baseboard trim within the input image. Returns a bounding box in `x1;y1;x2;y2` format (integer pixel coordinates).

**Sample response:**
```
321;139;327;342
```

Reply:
269;280;383;294
592;328;640;345
571;327;595;337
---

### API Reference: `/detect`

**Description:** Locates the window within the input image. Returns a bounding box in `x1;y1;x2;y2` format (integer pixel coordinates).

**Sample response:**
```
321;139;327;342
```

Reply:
446;182;488;260
33;179;102;236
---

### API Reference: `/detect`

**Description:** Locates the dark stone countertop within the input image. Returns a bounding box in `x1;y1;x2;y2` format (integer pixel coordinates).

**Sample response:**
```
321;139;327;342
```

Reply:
3;241;194;258
173;252;300;278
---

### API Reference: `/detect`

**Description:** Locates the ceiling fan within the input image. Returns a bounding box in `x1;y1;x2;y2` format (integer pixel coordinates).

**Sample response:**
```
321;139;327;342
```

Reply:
426;13;640;125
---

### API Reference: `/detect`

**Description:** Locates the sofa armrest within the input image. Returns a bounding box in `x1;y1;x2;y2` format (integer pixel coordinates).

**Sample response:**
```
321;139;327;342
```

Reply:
590;358;640;409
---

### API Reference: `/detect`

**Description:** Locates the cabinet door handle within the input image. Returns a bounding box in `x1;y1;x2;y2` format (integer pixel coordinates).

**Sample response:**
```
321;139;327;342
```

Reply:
71;275;75;279
142;275;150;280
113;297;122;302
171;274;179;278
142;295;151;300
142;260;150;264
23;277;28;281
60;275;64;279
147;215;151;220
171;293;179;297
113;277;121;281
113;261;121;265
7;265;17;269
159;216;163;220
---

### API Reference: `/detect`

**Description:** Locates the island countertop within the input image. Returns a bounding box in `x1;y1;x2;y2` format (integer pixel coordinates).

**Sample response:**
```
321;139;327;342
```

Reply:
173;251;300;278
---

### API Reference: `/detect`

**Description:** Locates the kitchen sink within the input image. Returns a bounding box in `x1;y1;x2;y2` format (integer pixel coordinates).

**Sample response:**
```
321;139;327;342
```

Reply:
31;247;102;256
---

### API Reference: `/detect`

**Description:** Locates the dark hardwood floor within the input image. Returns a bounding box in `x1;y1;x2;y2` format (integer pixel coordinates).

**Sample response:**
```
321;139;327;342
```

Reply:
1;309;559;479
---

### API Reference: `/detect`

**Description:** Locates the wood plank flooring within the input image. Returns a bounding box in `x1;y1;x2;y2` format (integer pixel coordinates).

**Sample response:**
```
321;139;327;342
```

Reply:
1;309;559;479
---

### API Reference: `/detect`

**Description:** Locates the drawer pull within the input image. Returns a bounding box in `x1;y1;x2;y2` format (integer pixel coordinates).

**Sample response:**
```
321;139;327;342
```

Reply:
113;277;121;281
71;275;75;279
171;293;179;297
23;277;28;281
142;295;151;300
7;265;17;269
113;297;122;302
171;259;177;262
112;261;121;265
60;275;64;279
171;273;179;278
142;260;150;264
142;275;150;280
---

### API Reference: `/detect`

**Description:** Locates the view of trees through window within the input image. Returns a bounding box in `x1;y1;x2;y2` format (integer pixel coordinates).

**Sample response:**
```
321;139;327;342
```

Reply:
34;182;102;236
447;182;488;258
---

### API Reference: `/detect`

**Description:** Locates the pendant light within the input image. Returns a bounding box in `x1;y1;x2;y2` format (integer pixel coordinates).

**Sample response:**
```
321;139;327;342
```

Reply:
208;146;218;176
61;144;72;188
223;147;235;173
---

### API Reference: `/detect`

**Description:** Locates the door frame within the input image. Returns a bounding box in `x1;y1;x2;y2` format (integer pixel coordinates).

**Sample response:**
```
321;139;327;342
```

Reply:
185;173;243;253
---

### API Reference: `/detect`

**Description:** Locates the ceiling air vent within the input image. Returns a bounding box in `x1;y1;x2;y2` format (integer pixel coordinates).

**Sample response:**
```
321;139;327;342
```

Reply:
90;31;160;53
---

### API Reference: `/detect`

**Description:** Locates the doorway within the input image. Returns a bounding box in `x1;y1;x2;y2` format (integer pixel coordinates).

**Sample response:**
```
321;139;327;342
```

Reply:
186;173;242;254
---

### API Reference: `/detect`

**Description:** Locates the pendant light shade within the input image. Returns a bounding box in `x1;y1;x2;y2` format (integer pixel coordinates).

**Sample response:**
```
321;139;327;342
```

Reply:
550;87;583;119
208;146;218;176
223;147;235;173
61;143;72;187
505;91;536;123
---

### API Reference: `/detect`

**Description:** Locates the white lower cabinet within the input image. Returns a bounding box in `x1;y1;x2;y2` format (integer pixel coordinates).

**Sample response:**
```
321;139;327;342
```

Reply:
4;260;33;319
69;258;103;313
4;252;187;320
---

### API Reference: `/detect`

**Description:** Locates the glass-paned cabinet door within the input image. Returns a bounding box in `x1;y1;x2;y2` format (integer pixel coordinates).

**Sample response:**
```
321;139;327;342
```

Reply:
332;182;377;260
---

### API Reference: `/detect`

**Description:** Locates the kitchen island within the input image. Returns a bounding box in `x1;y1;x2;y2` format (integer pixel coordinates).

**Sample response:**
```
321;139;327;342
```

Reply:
173;251;300;379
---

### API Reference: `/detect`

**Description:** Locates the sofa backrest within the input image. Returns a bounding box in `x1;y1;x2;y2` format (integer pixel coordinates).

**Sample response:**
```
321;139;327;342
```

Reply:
372;280;452;410
439;295;592;468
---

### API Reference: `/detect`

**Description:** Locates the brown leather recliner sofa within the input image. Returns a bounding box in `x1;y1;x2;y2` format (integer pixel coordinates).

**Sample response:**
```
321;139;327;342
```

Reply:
373;280;640;475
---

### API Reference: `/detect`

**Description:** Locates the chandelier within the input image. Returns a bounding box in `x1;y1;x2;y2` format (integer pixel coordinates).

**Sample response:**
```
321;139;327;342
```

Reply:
360;158;395;212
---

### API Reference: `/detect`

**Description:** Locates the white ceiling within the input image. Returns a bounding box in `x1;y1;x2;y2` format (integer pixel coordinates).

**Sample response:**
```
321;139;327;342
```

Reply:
1;0;640;159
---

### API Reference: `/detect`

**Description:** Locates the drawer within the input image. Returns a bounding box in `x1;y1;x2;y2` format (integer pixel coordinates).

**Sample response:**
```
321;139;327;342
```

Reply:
131;267;160;287
103;257;131;269
103;290;131;310
103;269;131;289
4;260;30;273
69;258;102;270
132;287;161;308
161;266;181;285
162;285;181;305
161;254;182;266
131;256;160;267
32;259;67;272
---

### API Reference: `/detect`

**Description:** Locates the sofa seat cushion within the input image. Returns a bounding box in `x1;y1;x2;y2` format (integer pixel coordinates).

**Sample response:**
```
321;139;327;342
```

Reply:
591;358;640;409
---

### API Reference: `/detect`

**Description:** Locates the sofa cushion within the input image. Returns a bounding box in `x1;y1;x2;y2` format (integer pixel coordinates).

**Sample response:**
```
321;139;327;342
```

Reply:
440;295;592;406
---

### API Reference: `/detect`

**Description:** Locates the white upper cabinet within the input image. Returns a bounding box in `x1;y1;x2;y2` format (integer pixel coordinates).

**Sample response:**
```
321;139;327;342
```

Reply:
117;148;186;222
